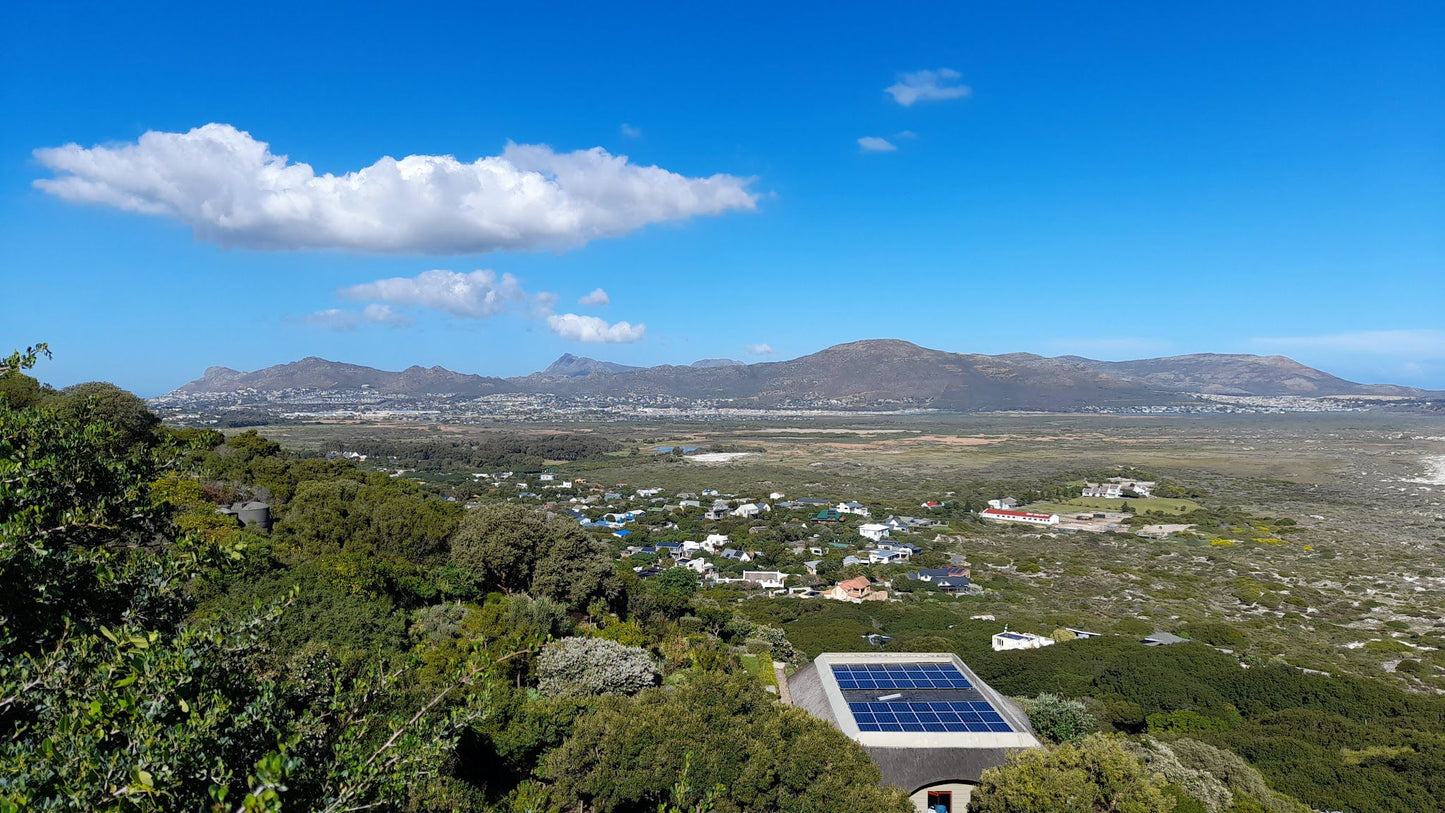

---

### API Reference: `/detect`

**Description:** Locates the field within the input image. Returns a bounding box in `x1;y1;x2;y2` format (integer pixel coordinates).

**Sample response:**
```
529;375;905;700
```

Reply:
253;411;1445;691
1022;496;1203;515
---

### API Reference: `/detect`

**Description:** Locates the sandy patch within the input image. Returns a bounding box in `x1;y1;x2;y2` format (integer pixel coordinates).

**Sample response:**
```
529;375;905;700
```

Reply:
1404;455;1445;486
685;452;758;463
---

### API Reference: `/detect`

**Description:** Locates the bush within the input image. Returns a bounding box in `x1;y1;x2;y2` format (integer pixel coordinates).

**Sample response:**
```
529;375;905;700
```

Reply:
970;733;1174;813
1018;693;1098;744
536;637;659;697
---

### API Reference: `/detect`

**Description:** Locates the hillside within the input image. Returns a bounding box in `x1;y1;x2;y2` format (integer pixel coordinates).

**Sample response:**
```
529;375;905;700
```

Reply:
167;340;1429;410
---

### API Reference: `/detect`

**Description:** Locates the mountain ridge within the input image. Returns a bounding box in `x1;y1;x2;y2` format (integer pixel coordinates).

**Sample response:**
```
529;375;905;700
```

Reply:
168;339;1432;410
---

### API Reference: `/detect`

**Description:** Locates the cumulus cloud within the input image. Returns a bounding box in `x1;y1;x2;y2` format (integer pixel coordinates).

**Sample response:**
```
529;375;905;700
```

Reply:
745;343;774;356
578;287;611;307
325;268;644;344
620;123;642;138
302;304;412;330
341;269;525;318
857;136;897;153
33;123;757;254
886;69;971;106
1252;329;1445;359
546;313;646;343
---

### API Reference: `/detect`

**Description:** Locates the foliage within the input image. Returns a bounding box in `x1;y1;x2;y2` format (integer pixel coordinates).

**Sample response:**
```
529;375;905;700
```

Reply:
538;673;913;813
1019;693;1099;744
536;637;660;697
970;733;1176;813
450;502;620;610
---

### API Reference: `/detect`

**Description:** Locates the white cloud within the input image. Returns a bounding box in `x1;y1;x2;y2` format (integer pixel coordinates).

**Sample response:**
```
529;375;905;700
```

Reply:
886;68;971;106
546;313;646;343
33;123;757;254
302;304;411;331
1253;329;1445;359
578;287;611;307
330;269;644;344
857;137;897;153
745;343;774;356
341;269;526;318
620;123;642;138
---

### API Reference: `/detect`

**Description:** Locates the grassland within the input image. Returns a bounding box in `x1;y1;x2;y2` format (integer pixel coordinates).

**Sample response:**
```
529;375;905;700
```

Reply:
253;411;1445;692
1023;496;1203;515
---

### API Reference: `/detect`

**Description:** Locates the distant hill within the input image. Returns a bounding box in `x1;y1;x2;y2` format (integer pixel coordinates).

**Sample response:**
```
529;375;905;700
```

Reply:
536;353;643;378
168;340;1430;410
175;357;514;397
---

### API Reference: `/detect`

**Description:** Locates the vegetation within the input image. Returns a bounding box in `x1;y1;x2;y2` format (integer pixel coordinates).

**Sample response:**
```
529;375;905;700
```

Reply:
970;734;1176;813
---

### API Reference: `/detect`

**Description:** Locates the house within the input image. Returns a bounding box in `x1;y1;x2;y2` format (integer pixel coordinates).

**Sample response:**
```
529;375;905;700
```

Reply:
604;492;623;501
769;491;786;499
612;529;632;539
705;507;730;521
868;549;910;565
731;503;763;518
859;522;891;542
991;631;1055;652
1142;631;1187;647
655;542;683;556
742;571;788;589
1066;628;1102;639
814;509;844;523
920;500;943;509
843;555;867;566
911;567;972;593
823;576;887;603
803;560;823;575
636;487;662;497
683;557;714;575
986;498;1019;510
702;534;730;552
786;653;1041;813
978;508;1060;526
678;500;702;509
796;498;831;507
720;548;753;562
837;501;871;517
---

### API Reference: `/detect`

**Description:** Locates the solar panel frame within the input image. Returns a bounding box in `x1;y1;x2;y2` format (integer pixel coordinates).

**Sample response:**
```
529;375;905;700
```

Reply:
831;662;973;691
846;700;1014;733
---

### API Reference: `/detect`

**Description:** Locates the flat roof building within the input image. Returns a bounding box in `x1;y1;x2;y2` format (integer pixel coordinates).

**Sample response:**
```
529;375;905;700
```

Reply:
786;652;1041;813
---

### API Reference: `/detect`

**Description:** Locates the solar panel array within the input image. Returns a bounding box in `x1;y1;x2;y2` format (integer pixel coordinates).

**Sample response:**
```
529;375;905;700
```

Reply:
831;662;972;691
848;700;1013;733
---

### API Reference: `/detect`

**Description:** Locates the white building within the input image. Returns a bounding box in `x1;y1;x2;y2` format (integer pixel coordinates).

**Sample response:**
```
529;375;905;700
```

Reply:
978;508;1060;526
837;501;871;517
991;631;1056;651
859;522;891;542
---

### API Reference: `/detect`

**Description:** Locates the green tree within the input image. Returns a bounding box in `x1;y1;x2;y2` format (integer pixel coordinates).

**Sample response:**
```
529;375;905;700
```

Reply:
451;503;619;609
970;734;1176;813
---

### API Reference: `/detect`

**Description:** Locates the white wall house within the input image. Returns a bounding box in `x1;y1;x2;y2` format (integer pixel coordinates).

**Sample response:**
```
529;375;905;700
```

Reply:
858;523;890;542
978;508;1060;526
991;631;1056;651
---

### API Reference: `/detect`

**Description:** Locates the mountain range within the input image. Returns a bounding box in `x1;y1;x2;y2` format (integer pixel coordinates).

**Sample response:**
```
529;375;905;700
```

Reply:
170;339;1430;411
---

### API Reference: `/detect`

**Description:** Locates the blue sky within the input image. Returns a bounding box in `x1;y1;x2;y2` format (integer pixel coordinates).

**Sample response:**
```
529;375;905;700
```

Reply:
2;1;1442;395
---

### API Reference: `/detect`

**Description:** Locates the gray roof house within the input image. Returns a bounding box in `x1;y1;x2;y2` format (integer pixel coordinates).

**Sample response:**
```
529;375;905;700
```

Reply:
787;652;1041;812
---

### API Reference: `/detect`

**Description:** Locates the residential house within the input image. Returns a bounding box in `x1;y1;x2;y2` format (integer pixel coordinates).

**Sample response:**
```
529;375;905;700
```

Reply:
991;631;1055;651
868;549;910;565
911;566;972;593
803;560;823;575
837;501;871;517
859;522;891;542
813;509;844;523
823;576;887;603
1141;631;1187;646
720;548;753;563
986;498;1020;510
742;571;788;589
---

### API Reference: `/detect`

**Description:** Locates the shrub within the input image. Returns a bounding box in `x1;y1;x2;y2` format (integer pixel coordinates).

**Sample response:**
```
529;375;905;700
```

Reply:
970;733;1174;813
1017;693;1098;744
536;637;659;697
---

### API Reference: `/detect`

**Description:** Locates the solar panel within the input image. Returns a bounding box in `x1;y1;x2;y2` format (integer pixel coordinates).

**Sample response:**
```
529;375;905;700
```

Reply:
831;662;972;691
848;700;1013;733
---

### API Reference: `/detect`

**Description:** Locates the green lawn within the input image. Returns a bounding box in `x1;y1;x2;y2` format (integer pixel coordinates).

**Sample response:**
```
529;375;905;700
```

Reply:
1024;496;1202;515
738;653;778;689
